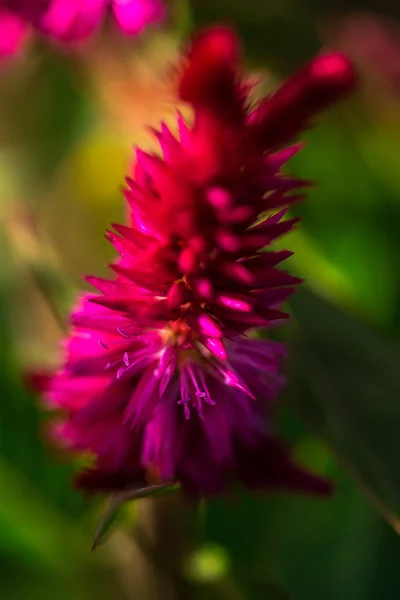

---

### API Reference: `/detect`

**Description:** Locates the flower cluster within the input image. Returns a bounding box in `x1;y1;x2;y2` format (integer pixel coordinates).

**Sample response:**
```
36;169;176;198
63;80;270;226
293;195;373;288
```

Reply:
0;0;164;57
46;27;354;497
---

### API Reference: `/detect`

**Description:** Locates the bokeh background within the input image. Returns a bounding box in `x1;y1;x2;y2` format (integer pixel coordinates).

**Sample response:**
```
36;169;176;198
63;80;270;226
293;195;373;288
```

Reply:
2;0;400;598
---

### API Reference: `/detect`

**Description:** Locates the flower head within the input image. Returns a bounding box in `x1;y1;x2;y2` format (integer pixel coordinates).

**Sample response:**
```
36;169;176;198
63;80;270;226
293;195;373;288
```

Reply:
0;0;164;56
47;27;355;497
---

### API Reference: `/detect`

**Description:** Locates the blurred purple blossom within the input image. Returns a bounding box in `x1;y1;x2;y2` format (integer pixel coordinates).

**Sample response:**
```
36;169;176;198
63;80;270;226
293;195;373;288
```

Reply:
0;0;164;56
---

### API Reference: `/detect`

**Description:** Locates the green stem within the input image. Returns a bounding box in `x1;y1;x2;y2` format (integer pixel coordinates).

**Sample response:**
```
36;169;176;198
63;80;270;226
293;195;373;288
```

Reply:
134;495;194;600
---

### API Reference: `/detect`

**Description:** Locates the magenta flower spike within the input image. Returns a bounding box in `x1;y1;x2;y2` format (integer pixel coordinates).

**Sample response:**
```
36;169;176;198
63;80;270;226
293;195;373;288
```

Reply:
0;0;164;54
46;27;355;497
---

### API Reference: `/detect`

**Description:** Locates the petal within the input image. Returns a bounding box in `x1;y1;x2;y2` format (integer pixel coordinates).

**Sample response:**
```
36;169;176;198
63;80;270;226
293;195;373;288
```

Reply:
236;437;332;495
24;370;53;394
0;10;28;58
75;466;145;493
41;0;107;42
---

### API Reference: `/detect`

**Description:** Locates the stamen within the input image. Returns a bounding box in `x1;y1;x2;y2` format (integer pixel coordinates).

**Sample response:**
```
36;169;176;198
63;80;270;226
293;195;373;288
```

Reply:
178;372;191;419
178;397;191;419
98;337;132;349
105;358;122;370
156;346;178;397
117;354;153;379
187;366;204;397
178;364;216;418
186;365;206;417
197;368;215;405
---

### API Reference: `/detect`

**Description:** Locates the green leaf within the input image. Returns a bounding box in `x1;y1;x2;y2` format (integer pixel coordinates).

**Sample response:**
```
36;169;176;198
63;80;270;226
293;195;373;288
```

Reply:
91;499;123;552
287;288;400;531
92;483;180;550
0;458;91;573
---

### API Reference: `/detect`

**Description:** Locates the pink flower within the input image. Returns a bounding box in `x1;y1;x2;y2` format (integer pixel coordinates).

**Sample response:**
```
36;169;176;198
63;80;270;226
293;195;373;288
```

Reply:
46;27;355;497
0;7;28;58
0;0;164;55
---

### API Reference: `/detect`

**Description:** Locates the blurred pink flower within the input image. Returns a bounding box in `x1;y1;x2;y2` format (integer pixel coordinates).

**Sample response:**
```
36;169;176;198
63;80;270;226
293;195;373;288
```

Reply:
0;0;164;56
324;11;400;93
0;7;28;57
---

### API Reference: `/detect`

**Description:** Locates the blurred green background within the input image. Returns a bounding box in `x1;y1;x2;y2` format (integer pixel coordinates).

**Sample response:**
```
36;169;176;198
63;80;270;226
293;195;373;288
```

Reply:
2;0;400;598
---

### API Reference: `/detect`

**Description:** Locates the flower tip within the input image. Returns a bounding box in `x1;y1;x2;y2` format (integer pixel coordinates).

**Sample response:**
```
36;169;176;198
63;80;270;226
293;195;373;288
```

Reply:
310;52;356;97
251;51;356;149
185;24;239;60
179;25;240;106
191;25;239;63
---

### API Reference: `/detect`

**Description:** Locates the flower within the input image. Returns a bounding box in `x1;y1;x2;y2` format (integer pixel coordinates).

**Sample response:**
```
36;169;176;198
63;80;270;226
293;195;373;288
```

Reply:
50;299;325;496
325;11;400;95
0;7;27;58
46;27;355;497
0;0;164;56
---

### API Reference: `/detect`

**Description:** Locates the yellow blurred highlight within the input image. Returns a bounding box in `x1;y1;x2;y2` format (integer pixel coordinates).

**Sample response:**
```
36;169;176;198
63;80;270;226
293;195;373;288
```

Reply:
184;543;231;583
81;31;180;133
70;133;132;206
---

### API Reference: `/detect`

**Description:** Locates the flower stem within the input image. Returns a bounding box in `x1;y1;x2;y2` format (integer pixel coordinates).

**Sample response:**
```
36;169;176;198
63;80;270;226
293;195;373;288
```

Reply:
134;494;194;600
